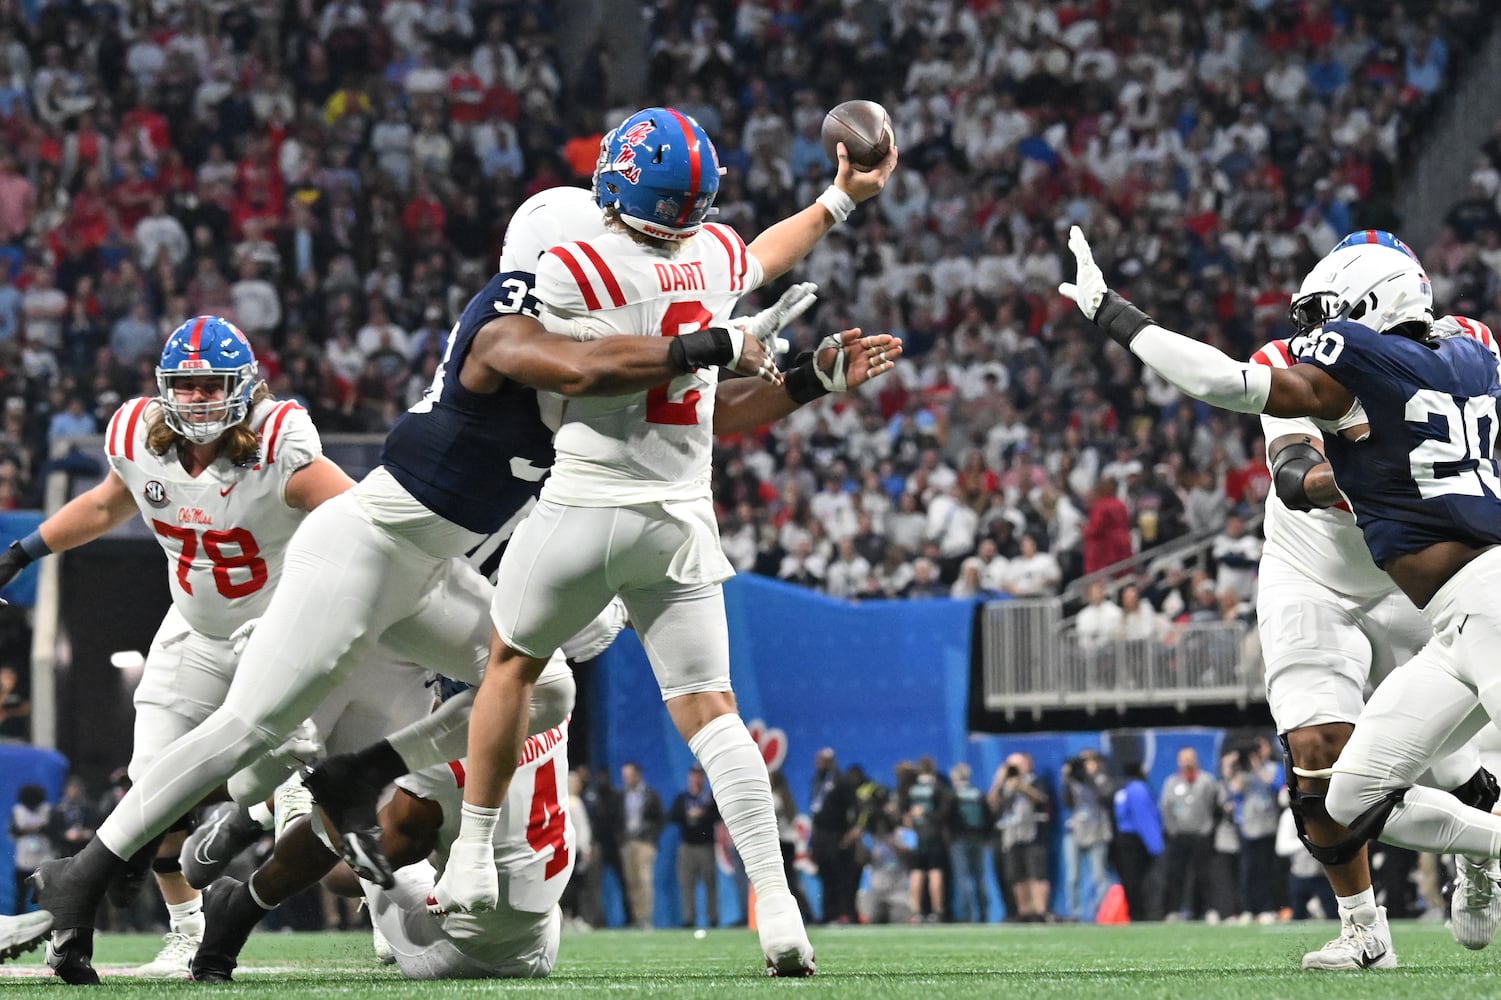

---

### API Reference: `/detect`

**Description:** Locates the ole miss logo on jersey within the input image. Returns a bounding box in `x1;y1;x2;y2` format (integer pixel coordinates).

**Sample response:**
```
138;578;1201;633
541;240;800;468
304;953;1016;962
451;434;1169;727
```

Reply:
143;480;168;508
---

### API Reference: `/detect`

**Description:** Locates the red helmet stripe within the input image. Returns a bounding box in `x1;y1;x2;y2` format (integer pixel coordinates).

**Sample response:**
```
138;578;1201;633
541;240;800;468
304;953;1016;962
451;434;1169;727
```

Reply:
1364;230;1379;244
186;316;209;360
665;108;702;229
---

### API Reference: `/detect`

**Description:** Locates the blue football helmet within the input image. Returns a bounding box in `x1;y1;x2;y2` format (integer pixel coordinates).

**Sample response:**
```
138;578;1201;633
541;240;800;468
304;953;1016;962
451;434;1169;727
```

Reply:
156;315;258;444
593;107;721;242
1330;229;1419;262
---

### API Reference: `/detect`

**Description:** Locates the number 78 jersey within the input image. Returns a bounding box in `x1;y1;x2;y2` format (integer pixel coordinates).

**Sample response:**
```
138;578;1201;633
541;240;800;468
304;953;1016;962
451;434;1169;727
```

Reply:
534;224;764;506
104;396;320;639
1291;320;1501;566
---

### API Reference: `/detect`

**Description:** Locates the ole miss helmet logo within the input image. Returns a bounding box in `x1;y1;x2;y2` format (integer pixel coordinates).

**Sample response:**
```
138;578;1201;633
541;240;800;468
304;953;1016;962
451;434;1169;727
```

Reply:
143;480;169;508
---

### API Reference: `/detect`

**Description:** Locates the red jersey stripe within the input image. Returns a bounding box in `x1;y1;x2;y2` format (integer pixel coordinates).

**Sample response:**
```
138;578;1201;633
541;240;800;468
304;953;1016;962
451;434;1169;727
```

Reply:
665;108;702;229
704;226;739;291
549;246;603;311
575;242;626;307
122;397;150;462
447;760;466;788
106;407;123;457
1250;340;1291;369
263;401;302;464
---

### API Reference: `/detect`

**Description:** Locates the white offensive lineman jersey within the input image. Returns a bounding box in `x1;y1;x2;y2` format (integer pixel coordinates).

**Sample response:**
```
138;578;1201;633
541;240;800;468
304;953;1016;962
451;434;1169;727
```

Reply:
534;223;764;505
1250;316;1501;599
397;721;576;950
104;396;321;638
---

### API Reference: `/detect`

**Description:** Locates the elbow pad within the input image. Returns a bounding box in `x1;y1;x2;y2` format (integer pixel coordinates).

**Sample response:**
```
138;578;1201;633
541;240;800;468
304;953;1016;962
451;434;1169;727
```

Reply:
1271;442;1324;512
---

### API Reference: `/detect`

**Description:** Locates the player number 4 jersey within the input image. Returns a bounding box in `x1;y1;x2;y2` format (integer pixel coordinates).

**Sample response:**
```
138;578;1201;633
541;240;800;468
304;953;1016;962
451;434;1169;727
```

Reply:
534;224;765;505
104;396;320;639
398;720;575;921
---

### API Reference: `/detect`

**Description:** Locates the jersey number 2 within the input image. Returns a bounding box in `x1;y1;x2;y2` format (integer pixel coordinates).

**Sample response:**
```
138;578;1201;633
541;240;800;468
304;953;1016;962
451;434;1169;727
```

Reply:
645;300;712;426
151;523;270;599
526;760;570;879
1405;390;1501;498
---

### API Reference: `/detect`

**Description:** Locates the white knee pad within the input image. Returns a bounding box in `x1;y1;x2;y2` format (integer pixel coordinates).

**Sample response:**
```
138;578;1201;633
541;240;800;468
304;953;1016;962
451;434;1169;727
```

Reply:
529;654;576;734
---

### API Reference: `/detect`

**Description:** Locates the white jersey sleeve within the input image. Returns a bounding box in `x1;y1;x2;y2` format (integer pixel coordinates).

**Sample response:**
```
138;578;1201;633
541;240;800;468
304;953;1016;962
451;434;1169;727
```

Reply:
1249;342;1393;599
398;719;575;915
103;396;321;638
534;226;759;505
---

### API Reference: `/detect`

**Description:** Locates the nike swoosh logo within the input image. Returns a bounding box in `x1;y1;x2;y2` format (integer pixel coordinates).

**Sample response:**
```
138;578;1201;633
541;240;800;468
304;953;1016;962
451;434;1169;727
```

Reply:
1460;615;1469;635
219;483;237;497
192;814;230;865
1357;947;1387;969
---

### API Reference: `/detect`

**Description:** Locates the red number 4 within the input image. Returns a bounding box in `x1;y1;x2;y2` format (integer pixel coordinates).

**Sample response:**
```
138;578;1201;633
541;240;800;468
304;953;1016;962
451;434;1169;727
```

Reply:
526;759;570;880
151;522;269;599
645;300;712;426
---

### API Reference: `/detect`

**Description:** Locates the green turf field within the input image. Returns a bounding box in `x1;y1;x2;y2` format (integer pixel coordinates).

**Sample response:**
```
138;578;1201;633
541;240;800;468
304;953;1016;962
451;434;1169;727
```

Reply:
0;921;1496;997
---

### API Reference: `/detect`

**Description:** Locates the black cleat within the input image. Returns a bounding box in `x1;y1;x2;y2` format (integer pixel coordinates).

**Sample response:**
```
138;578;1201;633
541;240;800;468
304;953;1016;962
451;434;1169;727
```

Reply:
189;878;268;983
301;758;393;888
104;868;147;910
28;857;105;932
181;803;265;890
45;928;99;985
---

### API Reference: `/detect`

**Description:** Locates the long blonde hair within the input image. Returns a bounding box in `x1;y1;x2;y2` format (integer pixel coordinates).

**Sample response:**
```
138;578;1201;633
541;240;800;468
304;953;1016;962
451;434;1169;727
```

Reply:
145;381;273;465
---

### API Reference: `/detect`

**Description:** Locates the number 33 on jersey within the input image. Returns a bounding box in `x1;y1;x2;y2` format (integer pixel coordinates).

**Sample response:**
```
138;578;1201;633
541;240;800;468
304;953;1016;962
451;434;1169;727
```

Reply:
104;396;322;639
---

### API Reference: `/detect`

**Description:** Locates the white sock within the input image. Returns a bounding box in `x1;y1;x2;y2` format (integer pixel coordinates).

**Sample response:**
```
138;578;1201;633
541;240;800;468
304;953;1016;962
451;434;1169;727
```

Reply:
689;714;790;902
389;690;474;771
458;801;501;846
1337;887;1375;920
167;896;204;937
248;801;275;830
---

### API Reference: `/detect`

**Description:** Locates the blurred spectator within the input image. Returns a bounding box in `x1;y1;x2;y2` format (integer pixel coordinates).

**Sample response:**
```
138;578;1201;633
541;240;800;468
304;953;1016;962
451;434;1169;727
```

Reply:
47;775;95;859
1083;477;1132;575
769;769;811;922
1061;750;1114;922
1159;747;1220;921
1224;737;1285;922
944;762;990;924
0;665;28;740
1001;534;1062;597
1112;761;1163;922
1076;581;1123;650
618;762;662;930
668;765;719;929
901;756;950;923
559;768;594;931
10;783;53;914
809;747;857;925
1212;514;1263;600
989;752;1053;922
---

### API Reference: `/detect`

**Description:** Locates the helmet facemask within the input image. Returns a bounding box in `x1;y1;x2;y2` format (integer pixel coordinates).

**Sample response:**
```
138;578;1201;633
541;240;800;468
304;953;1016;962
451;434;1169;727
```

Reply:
156;365;256;444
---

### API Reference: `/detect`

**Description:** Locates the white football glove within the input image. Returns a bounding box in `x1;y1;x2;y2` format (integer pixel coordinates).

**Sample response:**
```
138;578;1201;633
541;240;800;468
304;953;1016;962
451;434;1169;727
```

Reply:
230;618;260;657
1057;225;1108;321
426;837;500;916
730;282;819;356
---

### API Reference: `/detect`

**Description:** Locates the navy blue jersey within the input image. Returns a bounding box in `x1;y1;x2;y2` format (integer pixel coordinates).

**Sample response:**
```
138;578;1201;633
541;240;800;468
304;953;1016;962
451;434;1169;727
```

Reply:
380;271;555;533
1292;320;1501;565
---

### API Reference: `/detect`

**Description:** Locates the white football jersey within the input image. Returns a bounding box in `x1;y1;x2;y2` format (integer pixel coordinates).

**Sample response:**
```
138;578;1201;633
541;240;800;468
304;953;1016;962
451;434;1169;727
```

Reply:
397;718;575;926
104;396;321;638
1250;340;1393;599
534;223;765;505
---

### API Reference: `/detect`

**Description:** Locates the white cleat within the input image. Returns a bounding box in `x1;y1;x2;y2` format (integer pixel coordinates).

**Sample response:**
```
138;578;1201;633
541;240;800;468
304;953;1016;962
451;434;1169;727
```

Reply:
756;892;815;978
135;929;201;978
1300;904;1396;970
371;921;396;965
1451;856;1501;950
0;910;52;962
274;772;316;842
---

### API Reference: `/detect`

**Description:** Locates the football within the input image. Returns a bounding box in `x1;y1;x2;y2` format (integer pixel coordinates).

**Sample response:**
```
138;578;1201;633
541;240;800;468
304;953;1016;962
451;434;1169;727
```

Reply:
821;100;894;170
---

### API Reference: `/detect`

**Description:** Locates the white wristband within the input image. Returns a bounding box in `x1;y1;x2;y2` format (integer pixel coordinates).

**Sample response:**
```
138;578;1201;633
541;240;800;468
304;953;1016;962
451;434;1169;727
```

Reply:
816;185;856;224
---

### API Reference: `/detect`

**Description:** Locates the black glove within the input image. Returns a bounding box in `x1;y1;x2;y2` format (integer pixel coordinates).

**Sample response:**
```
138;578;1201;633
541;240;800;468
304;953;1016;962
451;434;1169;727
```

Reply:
0;540;33;592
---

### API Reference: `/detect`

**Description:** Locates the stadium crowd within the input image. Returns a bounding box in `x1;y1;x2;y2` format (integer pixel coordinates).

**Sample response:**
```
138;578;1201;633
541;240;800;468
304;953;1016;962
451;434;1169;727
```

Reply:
0;0;1494;622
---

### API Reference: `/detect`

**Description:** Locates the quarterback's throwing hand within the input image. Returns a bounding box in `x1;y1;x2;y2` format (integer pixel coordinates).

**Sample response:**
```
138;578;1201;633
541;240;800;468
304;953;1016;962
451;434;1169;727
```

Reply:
729;331;784;387
731;282;818;356
425;838;500;916
1058;225;1108;320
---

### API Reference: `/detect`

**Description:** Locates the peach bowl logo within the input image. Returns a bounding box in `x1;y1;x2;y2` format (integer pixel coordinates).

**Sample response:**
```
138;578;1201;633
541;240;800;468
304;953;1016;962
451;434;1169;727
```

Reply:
745;718;787;773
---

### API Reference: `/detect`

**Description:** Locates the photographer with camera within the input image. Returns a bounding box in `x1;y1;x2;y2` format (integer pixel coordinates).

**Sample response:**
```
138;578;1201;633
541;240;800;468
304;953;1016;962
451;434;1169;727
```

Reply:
1062;750;1114;921
1224;735;1286;922
989;753;1054;922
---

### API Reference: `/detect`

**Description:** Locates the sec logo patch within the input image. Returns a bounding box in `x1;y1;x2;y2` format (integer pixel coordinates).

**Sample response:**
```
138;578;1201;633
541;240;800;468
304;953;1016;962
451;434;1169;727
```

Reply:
143;480;169;507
